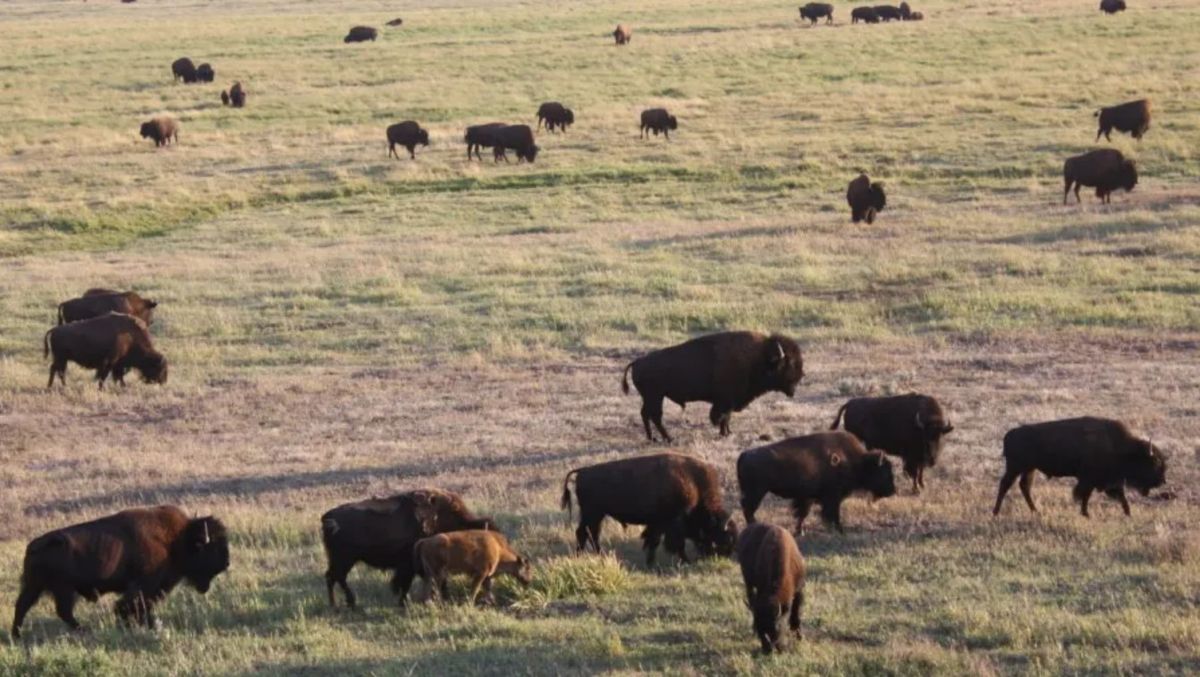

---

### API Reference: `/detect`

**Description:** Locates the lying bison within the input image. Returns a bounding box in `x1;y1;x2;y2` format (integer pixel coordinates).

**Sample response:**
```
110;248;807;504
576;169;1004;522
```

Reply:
221;82;246;108
851;6;881;23
386;121;430;160
830;393;954;494
613;24;632;45
847;173;887;223
345;25;378;43
386;17;404;26
993;417;1167;518
799;3;834;25
44;313;167;389
561;453;737;565
738;431;897;533
140;117;178;147
640;108;678;140
621;331;804;442
1095;99;1150;142
412;530;532;605
171;57;196;83
58;290;157;326
908;10;924;20
321;489;495;608
737;523;805;655
1099;0;1126;14
464;122;506;161
490;124;540;163
536;102;575;133
1063;148;1137;205
11;506;228;639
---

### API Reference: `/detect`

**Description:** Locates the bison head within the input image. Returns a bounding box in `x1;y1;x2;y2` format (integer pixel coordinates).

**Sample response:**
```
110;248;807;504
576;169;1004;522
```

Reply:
139;122;157;140
915;410;954;466
523;144;540;163
1119;160;1138;192
859;452;897;499
137;353;168;384
179;516;231;594
417;129;430;147
1125;441;1167;496
564;109;575;125
763;335;805;397
514;557;534;586
667;115;678;131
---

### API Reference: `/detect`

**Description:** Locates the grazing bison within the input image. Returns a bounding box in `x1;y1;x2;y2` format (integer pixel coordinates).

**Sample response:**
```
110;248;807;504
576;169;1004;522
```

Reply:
195;63;214;83
171;57;196;83
490;124;540;163
799;3;834;24
413;530;532;605
621;331;804;442
464;122;506;161
846;173;887;223
560;453;738;565
221;82;246;108
613;24;632;45
738;431;897;533
58;290;157;326
1063;148;1137;205
1099;0;1126;14
44;313;167;389
874;5;903;21
386;18;404;26
993;417;1167;518
737;523;805;655
851;6;881;23
830;393;954;494
344;25;378;43
536;102;575;133
11;506;228;639
1095;99;1150;142
320;489;496;608
386;121;430;160
140;117;178;147
640;108;678;140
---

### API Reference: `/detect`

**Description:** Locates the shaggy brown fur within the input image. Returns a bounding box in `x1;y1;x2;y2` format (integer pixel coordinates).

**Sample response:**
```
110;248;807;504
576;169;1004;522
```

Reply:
613;24;632;45
1095;99;1150;142
140;117;178;147
737;523;805;654
58;290;157;326
413;530;532;605
386;121;430;160
830;393;954;494
846;173;887;223
344;26;378;43
44;313;167;389
639;108;678;140
1063;148;1137;205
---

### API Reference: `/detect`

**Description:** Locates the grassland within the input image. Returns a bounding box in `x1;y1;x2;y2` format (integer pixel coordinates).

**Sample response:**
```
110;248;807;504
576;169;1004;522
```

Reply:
1;0;1199;674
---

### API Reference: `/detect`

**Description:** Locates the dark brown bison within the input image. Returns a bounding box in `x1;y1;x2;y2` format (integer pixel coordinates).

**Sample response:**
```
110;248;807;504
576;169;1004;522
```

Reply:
140;117;178;147
1095;99;1150;142
621;331;804;442
171;57;196;83
1063;148;1137;205
221;81;246;108
830;393;954;494
58;290;157;326
1099;0;1126;14
614;24;632;45
993;417;1167;518
846;173;887;223
386;121;430;160
909;10;924;20
738;431;897;533
464;122;506;161
321;489;496;608
799;3;834;24
536;102;575;133
640;108;678;140
489;124;540;164
851;6;881;23
560;453;738;565
195;63;214;83
898;2;913;19
345;25;378;43
737;523;805;654
874;5;903;20
11;506;228;639
386;17;404;26
44;313;167;389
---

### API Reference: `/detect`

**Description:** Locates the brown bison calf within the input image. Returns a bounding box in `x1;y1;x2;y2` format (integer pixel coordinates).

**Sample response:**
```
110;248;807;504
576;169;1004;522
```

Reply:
561;453;738;565
413;530;532;605
320;489;496;608
799;3;834;25
622;331;804;442
140;117;178;147
44;313;167;389
1099;0;1126;15
831;393;954;494
221;82;246;108
11;506;229;639
345;25;378;43
537;102;575;133
738;431;897;533
737;523;805;654
1095;99;1150;142
386;121;430;160
847;173;887;223
58;290;157;326
1063;148;1137;205
993;417;1167;518
613;24;632;45
640;108;678;140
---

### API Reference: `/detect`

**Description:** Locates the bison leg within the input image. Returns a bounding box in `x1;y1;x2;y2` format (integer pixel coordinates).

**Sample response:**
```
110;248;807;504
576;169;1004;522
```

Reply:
788;589;803;637
993;469;1019;515
11;582;44;639
641;524;662;566
1073;482;1094;517
577;510;603;553
662;520;690;564
1063;178;1073;205
325;558;356;608
903;459;922;495
818;498;845;534
51;587;81;633
790;498;813;535
642;397;671;443
1105;486;1131;516
1018;471;1037;512
709;404;732;437
408;145;417;160
388;143;398;160
391;560;416;606
741;488;767;525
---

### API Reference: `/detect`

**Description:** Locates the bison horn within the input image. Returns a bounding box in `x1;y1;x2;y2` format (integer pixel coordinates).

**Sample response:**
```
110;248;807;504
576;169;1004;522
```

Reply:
203;521;210;545
914;411;923;429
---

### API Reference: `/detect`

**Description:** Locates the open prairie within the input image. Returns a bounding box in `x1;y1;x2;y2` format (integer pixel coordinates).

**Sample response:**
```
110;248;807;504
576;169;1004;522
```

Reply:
1;0;1199;673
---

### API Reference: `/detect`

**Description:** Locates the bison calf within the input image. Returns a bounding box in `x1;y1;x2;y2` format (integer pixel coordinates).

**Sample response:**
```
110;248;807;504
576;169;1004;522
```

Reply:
45;313;167;389
140;117;178;147
58;290;157;326
1063;148;1137;205
993;417;1167;518
387;121;430;160
799;3;834;25
345;26;378;43
1095;99;1150;142
847;173;887;223
614;24;632;45
640;108;678;140
413;530;532;605
830;393;953;494
221;82;246;108
737;523;805;654
537;102;575;133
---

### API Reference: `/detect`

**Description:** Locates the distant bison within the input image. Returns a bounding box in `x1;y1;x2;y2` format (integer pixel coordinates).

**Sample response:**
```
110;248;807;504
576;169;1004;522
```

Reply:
614;24;632;45
621;331;804;442
898;2;913;19
171;57;196;83
846;173;887;223
738;431;897;533
321;489;495;608
993;417;1167;518
537;102;575;133
561;453;738;565
1063;148;1137;205
386;121;430;160
195;63;214;83
799;3;834;24
464;122;506;161
874;5;903;21
640;108;678;140
345;26;378;43
909;10;924;20
386;18;404;26
58;290;157;326
490;124;540;164
413;530;532;605
44;313;167;389
1099;0;1126;14
140;117;178;147
1095;99;1150;142
11;506;228;639
221;82;246;108
851;6;881;23
830;393;954;494
737;523;805;655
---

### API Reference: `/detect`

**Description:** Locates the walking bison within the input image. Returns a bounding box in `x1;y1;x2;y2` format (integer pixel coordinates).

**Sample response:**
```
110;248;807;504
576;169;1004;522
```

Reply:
464;122;506;161
536;102;575;133
412;530;532;605
44;313;167;389
386;121;430;160
737;523;805;655
1095;99;1150;142
847;173;887;223
830;393;953;494
1063;149;1137;205
799;3;834;25
490;124;540;163
640;108;678;139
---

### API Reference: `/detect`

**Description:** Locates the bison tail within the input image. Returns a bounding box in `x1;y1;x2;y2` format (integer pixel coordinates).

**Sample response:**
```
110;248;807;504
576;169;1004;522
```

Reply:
560;470;578;517
621;361;634;395
830;402;849;430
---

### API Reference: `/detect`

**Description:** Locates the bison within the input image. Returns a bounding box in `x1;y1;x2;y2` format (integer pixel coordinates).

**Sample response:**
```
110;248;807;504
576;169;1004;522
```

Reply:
1063;148;1137;205
560;453;738;566
464;122;506;161
11;506;228;639
847;173;886;223
737;523;805;655
874;5;903;21
799;3;834;25
171;57;196;83
221;82;246;108
851;6;881;23
640;108;678;140
898;2;913;19
621;331;804;442
195;63;214;83
490;124;540;164
909;10;924;20
993;417;1167;518
613;24;632;45
320;489;496;608
140;117;178;148
412;530;532;605
386;121;430;160
737;431;897;533
58;290;157;326
386;17;404;26
830;393;954;494
536;102;575;133
44;313;167;389
1099;0;1126;14
1095;99;1150;142
344;25;378;43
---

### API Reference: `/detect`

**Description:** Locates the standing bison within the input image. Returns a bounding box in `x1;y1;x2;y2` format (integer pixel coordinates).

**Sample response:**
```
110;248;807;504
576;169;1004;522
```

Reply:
464;122;506;161
561;453;738;565
140;117;179;147
58;290;157;326
1063;148;1137;205
640;108;678;140
1095;99;1150;142
621;331;804;442
195;63;215;83
737;431;897;533
386;121;430;160
221;82;246;108
344;26;378;43
490;124;540;163
11;506;229;639
44;313;167;389
851;7;881;23
874;5;903;21
737;523;805;655
846;173;887;223
830;393;954;494
536;102;575;133
1099;0;1126;14
799;3;834;25
171;57;197;83
993;417;1167;518
613;24;632;45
